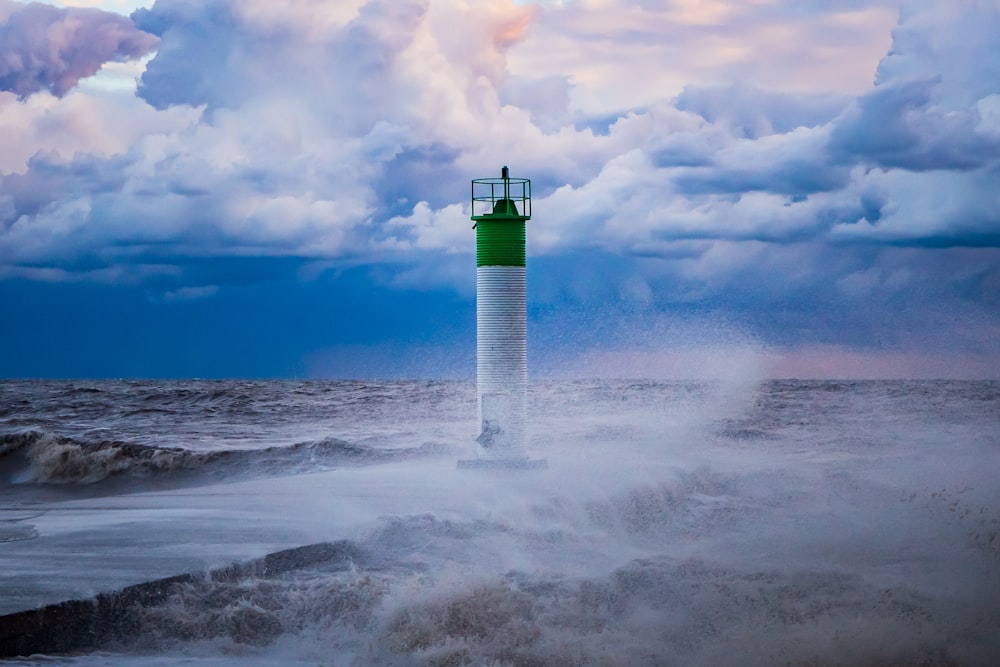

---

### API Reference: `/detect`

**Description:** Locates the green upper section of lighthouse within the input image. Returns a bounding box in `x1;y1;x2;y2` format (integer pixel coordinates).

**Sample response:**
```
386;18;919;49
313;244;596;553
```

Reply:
475;219;525;266
471;166;531;267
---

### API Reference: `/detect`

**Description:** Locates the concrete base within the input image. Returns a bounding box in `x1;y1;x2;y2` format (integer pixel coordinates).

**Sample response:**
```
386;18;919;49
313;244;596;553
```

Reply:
0;542;361;658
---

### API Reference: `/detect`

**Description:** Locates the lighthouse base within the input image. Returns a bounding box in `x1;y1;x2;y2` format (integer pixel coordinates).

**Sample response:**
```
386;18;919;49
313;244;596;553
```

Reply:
457;457;548;471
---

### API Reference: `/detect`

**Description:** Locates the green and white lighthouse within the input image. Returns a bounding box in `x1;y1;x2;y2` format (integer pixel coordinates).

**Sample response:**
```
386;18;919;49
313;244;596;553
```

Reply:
460;166;542;468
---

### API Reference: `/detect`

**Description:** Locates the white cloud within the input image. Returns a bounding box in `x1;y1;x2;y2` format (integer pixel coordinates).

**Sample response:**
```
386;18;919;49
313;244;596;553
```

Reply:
0;87;199;174
161;284;218;301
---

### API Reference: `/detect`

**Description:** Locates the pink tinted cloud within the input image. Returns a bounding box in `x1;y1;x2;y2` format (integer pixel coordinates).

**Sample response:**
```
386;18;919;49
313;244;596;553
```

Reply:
0;0;158;97
509;0;902;114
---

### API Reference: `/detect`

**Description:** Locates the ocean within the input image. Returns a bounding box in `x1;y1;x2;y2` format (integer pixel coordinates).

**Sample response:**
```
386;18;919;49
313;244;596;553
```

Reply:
0;378;998;665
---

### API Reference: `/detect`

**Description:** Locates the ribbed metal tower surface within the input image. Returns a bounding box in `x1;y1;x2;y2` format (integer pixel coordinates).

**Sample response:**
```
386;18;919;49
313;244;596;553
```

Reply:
471;168;531;459
476;265;527;453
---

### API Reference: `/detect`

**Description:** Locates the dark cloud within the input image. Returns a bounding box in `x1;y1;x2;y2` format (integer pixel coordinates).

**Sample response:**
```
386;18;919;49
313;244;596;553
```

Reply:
822;0;1000;181
2;152;129;221
501;75;572;131
133;0;427;115
131;1;241;110
0;0;157;97
829;78;1000;171
675;83;848;138
875;0;1000;106
671;152;852;198
374;144;463;218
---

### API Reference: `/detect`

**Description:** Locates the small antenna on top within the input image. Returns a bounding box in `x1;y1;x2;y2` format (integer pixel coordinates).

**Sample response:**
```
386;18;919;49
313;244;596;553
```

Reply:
501;165;509;180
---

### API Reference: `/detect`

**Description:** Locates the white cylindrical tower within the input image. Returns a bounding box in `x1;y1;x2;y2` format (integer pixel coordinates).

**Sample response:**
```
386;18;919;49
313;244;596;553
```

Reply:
477;256;527;454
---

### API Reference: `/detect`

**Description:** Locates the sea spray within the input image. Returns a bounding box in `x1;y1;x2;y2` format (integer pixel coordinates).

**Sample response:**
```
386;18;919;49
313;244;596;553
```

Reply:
0;379;997;664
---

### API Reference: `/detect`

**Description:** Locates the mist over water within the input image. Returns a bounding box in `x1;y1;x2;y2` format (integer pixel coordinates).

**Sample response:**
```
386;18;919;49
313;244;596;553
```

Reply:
1;379;998;665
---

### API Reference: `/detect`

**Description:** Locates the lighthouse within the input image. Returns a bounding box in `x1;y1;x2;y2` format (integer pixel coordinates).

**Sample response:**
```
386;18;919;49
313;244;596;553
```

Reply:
459;166;545;469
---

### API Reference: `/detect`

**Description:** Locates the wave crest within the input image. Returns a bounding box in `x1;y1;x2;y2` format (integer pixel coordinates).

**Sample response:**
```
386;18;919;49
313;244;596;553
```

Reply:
0;431;449;486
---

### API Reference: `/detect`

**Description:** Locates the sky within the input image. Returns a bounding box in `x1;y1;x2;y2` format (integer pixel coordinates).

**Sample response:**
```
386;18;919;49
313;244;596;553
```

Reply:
1;0;999;379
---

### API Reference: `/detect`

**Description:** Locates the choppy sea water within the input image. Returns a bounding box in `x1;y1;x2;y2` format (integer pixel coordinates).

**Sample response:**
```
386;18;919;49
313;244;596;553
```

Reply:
1;379;999;665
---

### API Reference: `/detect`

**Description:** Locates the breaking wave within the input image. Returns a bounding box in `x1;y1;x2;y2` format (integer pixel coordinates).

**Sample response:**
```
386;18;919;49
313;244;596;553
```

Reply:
0;431;449;486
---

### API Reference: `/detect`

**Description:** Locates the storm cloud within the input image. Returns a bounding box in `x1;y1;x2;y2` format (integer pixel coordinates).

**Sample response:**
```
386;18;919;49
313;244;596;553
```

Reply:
0;0;157;97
